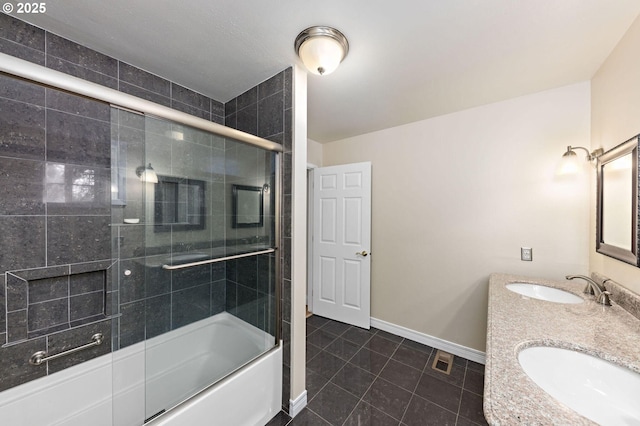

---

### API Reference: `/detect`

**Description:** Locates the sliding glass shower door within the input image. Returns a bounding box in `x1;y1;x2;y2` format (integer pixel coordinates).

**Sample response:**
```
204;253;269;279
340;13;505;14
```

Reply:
112;108;278;422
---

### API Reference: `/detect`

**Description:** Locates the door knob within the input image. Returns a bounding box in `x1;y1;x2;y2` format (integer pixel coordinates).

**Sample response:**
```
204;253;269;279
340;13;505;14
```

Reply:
356;250;369;257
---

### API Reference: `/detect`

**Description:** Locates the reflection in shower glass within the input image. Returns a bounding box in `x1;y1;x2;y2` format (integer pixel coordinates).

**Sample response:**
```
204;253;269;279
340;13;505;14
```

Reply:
154;175;206;231
44;163;98;203
111;108;278;421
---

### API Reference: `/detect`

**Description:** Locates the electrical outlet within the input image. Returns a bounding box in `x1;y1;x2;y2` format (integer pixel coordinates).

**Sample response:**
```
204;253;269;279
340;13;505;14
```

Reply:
521;247;533;261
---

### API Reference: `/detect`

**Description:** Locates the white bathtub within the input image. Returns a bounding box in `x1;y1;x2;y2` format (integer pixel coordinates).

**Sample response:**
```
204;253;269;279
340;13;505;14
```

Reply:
0;312;282;426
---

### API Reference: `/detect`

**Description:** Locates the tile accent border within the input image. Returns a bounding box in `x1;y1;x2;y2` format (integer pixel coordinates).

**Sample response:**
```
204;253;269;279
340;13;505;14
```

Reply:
370;317;486;365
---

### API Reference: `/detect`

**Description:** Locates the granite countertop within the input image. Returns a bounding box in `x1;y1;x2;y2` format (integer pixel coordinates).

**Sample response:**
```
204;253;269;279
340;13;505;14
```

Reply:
484;273;640;425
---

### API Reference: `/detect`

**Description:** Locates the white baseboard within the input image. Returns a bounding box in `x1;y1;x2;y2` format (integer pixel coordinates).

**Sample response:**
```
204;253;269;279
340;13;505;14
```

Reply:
289;390;307;418
370;317;486;365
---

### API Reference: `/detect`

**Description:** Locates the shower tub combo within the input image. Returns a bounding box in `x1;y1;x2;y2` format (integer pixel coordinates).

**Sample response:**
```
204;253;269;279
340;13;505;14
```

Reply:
0;313;282;425
0;51;284;426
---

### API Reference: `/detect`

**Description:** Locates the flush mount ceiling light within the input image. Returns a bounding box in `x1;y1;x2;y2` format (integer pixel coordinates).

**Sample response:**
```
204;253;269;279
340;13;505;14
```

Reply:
295;26;349;76
135;163;158;183
558;146;604;175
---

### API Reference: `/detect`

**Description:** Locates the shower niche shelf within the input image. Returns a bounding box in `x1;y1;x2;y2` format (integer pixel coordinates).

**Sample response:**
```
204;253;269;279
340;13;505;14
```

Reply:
4;260;116;345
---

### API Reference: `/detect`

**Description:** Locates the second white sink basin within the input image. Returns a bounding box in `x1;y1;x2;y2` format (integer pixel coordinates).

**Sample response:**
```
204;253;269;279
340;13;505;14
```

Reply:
519;346;640;425
506;283;583;304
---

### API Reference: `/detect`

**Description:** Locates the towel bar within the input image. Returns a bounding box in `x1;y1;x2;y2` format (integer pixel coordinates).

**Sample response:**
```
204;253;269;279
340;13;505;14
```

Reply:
29;333;104;366
162;248;276;270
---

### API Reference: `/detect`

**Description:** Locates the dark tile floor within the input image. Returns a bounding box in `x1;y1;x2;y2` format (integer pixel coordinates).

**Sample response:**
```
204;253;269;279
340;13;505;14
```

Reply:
267;315;488;426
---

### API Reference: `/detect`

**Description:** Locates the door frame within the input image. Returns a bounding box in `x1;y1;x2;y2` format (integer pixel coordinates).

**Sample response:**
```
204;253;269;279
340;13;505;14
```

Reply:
306;163;318;312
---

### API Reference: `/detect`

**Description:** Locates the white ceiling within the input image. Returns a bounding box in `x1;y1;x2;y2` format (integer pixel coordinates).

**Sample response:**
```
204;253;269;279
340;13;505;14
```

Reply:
20;0;640;143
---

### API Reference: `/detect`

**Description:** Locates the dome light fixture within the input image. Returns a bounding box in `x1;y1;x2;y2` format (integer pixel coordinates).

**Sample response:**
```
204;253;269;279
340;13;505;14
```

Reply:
295;26;349;76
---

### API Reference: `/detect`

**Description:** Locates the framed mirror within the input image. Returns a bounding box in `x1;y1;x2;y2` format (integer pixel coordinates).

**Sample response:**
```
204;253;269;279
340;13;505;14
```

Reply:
232;184;264;228
154;176;206;232
596;134;639;266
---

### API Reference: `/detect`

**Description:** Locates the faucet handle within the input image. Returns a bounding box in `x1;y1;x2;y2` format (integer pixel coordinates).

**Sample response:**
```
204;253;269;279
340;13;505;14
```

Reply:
597;291;612;306
584;284;595;295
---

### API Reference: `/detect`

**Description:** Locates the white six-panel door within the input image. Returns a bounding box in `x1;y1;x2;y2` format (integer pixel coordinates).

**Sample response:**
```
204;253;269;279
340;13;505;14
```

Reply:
312;162;371;329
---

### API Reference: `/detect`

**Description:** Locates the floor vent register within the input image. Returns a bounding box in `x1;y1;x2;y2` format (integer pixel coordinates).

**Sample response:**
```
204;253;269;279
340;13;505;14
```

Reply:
431;349;454;375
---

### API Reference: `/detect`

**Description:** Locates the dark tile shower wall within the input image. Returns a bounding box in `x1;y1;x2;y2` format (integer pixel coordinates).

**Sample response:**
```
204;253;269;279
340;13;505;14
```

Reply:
0;67;113;391
226;253;277;335
225;67;293;412
111;110;230;349
1;13;294;394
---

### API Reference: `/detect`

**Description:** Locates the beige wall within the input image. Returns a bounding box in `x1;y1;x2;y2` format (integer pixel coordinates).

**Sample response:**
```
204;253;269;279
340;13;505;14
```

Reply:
307;138;323;167
590;14;640;294
322;83;591;351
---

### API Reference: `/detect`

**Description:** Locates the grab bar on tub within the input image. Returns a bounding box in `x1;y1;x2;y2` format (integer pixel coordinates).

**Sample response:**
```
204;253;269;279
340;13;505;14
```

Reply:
161;248;277;270
29;333;104;366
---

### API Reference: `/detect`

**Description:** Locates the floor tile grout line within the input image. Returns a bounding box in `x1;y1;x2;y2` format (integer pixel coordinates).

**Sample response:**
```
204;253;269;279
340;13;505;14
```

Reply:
314;320;438;425
307;320;357;356
306;324;388;425
459;362;490;425
329;331;379;425
306;405;337;425
307;324;378;423
397;343;435;424
305;318;486;425
454;364;469;426
340;336;407;425
374;344;433;370
411;349;474;424
304;338;339;408
396;363;416;422
312;348;368;425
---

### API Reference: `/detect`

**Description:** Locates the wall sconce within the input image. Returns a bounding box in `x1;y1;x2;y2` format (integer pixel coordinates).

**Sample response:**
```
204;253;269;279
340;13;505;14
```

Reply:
135;163;158;183
558;146;604;175
294;26;349;76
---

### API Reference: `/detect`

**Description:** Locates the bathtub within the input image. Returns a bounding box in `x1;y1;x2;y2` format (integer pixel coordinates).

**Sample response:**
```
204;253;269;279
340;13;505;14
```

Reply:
0;312;282;426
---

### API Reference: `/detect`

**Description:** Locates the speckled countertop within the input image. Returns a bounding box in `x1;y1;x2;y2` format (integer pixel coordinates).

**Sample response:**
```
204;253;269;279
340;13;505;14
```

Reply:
484;273;640;425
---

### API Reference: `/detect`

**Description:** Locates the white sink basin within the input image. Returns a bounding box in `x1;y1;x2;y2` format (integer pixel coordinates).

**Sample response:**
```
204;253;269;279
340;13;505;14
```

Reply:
506;283;583;304
519;346;640;425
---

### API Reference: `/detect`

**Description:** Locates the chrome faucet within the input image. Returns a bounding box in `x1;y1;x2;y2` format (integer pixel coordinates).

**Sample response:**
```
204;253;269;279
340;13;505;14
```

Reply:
565;275;612;306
